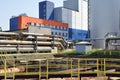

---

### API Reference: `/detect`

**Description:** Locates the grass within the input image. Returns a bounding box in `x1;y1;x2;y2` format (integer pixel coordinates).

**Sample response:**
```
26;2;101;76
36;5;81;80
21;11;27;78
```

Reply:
54;49;79;57
86;49;120;58
55;49;120;58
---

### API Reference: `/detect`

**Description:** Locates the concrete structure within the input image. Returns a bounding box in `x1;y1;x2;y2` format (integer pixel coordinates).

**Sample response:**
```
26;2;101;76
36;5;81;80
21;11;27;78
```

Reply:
28;25;51;34
10;16;68;40
39;1;54;20
12;25;51;35
76;41;92;54
54;0;88;41
89;0;120;49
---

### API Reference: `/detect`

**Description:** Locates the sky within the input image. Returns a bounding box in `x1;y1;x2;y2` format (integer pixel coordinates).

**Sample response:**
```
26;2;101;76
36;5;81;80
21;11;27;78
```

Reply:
0;0;63;31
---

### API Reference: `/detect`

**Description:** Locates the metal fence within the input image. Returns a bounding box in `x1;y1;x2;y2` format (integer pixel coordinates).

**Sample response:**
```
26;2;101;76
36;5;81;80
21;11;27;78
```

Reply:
0;55;119;80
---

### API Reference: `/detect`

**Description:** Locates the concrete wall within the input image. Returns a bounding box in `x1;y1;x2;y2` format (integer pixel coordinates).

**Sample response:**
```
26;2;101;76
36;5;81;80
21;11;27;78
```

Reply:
28;26;51;35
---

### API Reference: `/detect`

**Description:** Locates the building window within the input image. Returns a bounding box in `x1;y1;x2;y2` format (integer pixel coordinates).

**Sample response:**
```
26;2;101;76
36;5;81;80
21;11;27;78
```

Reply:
55;26;57;29
39;24;41;27
31;23;34;26
43;8;46;13
51;32;54;35
43;5;46;8
28;22;31;25
34;23;36;26
62;27;64;30
66;33;68;37
55;32;57;35
65;28;67;31
59;32;61;36
83;33;87;36
59;27;61;30
62;33;64;36
55;26;59;29
78;33;82;36
69;32;73;35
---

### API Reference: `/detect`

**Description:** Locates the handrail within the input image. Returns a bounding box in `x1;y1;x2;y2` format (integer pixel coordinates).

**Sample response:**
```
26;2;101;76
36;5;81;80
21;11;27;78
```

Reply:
0;57;119;79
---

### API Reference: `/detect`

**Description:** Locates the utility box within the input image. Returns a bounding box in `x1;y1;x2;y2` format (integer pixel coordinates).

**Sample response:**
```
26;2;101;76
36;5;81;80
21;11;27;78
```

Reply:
76;41;92;54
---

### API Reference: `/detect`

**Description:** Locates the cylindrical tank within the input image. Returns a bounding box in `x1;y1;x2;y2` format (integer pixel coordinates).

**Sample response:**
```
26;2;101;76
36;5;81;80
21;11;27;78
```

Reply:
89;0;120;48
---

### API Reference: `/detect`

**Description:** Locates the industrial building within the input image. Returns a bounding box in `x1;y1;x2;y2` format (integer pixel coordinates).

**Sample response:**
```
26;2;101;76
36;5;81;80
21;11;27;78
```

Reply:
10;15;68;40
39;1;54;20
9;0;88;42
39;0;88;41
89;0;120;49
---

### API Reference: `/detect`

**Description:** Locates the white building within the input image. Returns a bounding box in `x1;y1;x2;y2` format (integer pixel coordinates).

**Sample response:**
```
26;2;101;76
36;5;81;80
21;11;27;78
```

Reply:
54;0;88;41
89;0;120;48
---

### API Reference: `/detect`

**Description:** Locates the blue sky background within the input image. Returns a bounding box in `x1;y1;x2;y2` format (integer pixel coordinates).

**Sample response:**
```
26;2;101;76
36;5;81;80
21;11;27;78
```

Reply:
0;0;63;31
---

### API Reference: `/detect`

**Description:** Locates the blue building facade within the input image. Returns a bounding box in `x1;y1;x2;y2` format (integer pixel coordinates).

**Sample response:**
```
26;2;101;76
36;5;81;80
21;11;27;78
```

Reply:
39;1;54;20
10;17;18;31
69;28;88;41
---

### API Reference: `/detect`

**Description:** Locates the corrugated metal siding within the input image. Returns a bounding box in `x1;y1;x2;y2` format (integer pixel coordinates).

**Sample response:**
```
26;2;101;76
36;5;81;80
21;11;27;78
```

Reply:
18;16;68;29
69;28;88;40
39;1;54;20
54;7;63;22
63;0;79;11
46;1;54;20
39;1;46;19
10;17;18;31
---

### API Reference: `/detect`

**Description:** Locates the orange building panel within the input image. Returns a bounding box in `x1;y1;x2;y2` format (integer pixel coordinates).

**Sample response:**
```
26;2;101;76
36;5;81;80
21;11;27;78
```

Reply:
18;16;68;29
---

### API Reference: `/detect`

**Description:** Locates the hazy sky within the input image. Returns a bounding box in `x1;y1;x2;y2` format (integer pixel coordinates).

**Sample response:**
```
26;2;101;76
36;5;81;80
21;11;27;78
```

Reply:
0;0;63;31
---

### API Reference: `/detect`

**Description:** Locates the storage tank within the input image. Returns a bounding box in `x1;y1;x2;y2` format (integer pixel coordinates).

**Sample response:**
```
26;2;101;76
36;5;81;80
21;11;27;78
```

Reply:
89;0;120;48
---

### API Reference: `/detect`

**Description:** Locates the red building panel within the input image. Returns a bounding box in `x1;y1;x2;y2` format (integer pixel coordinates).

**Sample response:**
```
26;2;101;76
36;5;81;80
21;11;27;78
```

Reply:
18;16;68;29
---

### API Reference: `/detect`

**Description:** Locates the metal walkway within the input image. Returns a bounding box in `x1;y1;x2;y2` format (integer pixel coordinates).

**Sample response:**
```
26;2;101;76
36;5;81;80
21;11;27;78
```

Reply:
0;55;120;80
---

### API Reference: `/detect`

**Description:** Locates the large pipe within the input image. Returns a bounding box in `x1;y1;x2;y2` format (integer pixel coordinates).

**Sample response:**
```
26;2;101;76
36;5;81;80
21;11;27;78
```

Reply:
0;47;51;51
0;40;60;45
0;32;18;36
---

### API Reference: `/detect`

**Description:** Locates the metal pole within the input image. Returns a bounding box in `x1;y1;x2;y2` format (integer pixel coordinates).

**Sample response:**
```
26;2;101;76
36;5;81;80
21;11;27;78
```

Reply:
4;58;6;80
46;59;49;80
78;59;80;80
97;59;99;80
88;0;90;38
39;60;41;80
70;58;73;80
13;59;15;80
104;59;107;80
